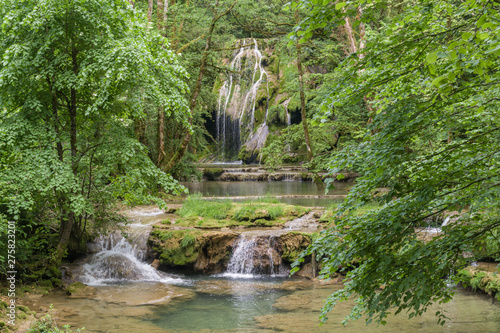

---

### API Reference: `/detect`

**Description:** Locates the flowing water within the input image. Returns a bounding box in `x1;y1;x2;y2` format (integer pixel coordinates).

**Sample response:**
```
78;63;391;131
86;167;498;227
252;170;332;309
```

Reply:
27;206;500;332
216;39;270;161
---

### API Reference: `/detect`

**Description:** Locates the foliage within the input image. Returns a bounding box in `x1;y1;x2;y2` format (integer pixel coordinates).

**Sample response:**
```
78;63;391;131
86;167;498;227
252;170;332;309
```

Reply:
291;0;500;326
0;0;188;267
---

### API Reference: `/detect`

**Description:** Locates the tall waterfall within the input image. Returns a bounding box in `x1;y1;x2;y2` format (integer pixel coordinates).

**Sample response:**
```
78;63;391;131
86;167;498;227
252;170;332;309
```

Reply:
222;234;287;278
216;39;269;162
66;208;184;285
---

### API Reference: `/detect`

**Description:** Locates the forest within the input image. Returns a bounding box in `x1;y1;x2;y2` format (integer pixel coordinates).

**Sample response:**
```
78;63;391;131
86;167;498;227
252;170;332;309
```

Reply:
1;0;500;332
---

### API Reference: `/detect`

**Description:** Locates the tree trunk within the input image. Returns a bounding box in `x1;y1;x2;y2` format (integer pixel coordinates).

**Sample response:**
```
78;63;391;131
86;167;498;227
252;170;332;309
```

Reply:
148;0;153;23
55;46;79;263
157;0;164;32
344;16;358;54
295;10;314;162
157;107;167;167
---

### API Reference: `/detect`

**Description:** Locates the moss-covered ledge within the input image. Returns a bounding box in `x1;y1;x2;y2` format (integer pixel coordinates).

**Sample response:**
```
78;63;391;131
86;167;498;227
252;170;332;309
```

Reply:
148;227;239;273
457;266;500;300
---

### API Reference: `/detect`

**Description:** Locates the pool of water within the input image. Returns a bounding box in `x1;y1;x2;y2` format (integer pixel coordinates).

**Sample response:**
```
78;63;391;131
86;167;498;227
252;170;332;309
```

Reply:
28;277;500;333
181;181;350;207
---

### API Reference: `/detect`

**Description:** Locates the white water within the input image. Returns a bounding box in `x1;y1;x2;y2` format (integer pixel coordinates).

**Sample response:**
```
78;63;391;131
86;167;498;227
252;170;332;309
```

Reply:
221;234;287;279
216;38;270;161
70;208;186;286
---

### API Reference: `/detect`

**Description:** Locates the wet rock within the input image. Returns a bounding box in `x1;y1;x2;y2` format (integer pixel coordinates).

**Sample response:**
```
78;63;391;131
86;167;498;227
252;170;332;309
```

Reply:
277;232;312;263
149;229;239;273
151;259;160;269
66;282;97;297
294;263;315;279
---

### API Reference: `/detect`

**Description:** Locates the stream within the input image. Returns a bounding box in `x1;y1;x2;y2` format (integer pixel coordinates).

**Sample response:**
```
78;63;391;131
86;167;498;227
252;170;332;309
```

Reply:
26;205;500;332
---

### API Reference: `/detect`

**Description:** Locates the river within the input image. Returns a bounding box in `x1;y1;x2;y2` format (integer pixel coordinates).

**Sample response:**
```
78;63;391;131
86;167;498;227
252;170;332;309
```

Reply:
25;205;500;332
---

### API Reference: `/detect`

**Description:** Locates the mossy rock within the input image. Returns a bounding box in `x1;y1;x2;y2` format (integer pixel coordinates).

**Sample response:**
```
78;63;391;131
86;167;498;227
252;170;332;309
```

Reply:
66;282;96;297
279;232;312;262
16;305;30;314
238;146;259;164
203;168;224;180
16;312;27;320
150;229;203;267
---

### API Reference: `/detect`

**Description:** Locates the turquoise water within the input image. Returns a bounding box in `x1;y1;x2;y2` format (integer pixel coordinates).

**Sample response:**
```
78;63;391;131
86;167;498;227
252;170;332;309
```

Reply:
149;277;287;332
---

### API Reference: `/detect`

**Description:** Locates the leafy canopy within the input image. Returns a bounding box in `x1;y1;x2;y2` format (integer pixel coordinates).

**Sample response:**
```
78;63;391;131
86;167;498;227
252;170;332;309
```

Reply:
291;0;500;326
0;0;189;267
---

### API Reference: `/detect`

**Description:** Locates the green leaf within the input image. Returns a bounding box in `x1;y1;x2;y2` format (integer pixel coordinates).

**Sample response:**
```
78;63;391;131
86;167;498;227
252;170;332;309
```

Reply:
335;2;347;10
426;52;437;64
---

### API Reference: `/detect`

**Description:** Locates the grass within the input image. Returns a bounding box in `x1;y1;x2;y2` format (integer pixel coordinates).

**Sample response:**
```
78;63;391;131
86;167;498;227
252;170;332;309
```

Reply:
177;193;232;220
169;195;310;229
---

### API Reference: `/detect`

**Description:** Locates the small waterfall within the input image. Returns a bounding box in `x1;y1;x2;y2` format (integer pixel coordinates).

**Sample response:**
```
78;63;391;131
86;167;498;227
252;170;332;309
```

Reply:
68;209;184;286
222;234;287;278
216;39;269;162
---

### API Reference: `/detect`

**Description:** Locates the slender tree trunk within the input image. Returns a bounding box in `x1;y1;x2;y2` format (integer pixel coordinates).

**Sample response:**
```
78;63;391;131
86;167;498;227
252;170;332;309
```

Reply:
164;0;237;172
56;47;79;263
295;10;314;162
157;0;164;32
344;16;358;54
343;6;374;126
148;0;153;23
128;0;135;7
157;108;166;166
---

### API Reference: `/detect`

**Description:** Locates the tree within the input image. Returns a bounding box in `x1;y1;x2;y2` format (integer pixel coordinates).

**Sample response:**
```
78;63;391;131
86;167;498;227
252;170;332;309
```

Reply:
292;0;500;326
0;0;188;267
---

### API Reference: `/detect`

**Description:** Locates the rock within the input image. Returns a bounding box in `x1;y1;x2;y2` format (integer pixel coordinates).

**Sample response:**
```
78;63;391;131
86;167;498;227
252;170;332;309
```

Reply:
151;259;160;269
277;232;312;263
294;263;315;279
149;229;239;273
66;282;97;297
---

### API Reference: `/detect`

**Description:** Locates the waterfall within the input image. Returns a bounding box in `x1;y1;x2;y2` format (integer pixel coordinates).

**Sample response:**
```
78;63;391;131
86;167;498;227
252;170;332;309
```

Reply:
67;209;184;286
216;39;269;162
222;234;287;278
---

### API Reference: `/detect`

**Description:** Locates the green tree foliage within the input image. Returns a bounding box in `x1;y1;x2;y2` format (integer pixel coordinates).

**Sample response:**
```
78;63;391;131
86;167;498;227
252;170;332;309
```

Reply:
0;0;188;268
292;0;500;326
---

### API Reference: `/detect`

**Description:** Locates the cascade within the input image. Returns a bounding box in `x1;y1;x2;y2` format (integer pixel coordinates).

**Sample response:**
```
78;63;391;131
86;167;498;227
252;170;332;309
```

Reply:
216;38;269;162
222;234;287;278
67;209;184;285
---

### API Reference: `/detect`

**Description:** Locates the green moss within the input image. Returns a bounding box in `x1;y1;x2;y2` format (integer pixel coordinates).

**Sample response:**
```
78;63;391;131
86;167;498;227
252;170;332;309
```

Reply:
202;168;224;180
17;305;30;313
279;232;312;262
287;94;301;112
173;202;309;229
153;230;202;266
17;312;27;320
238;146;255;164
457;267;500;300
66;282;87;294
